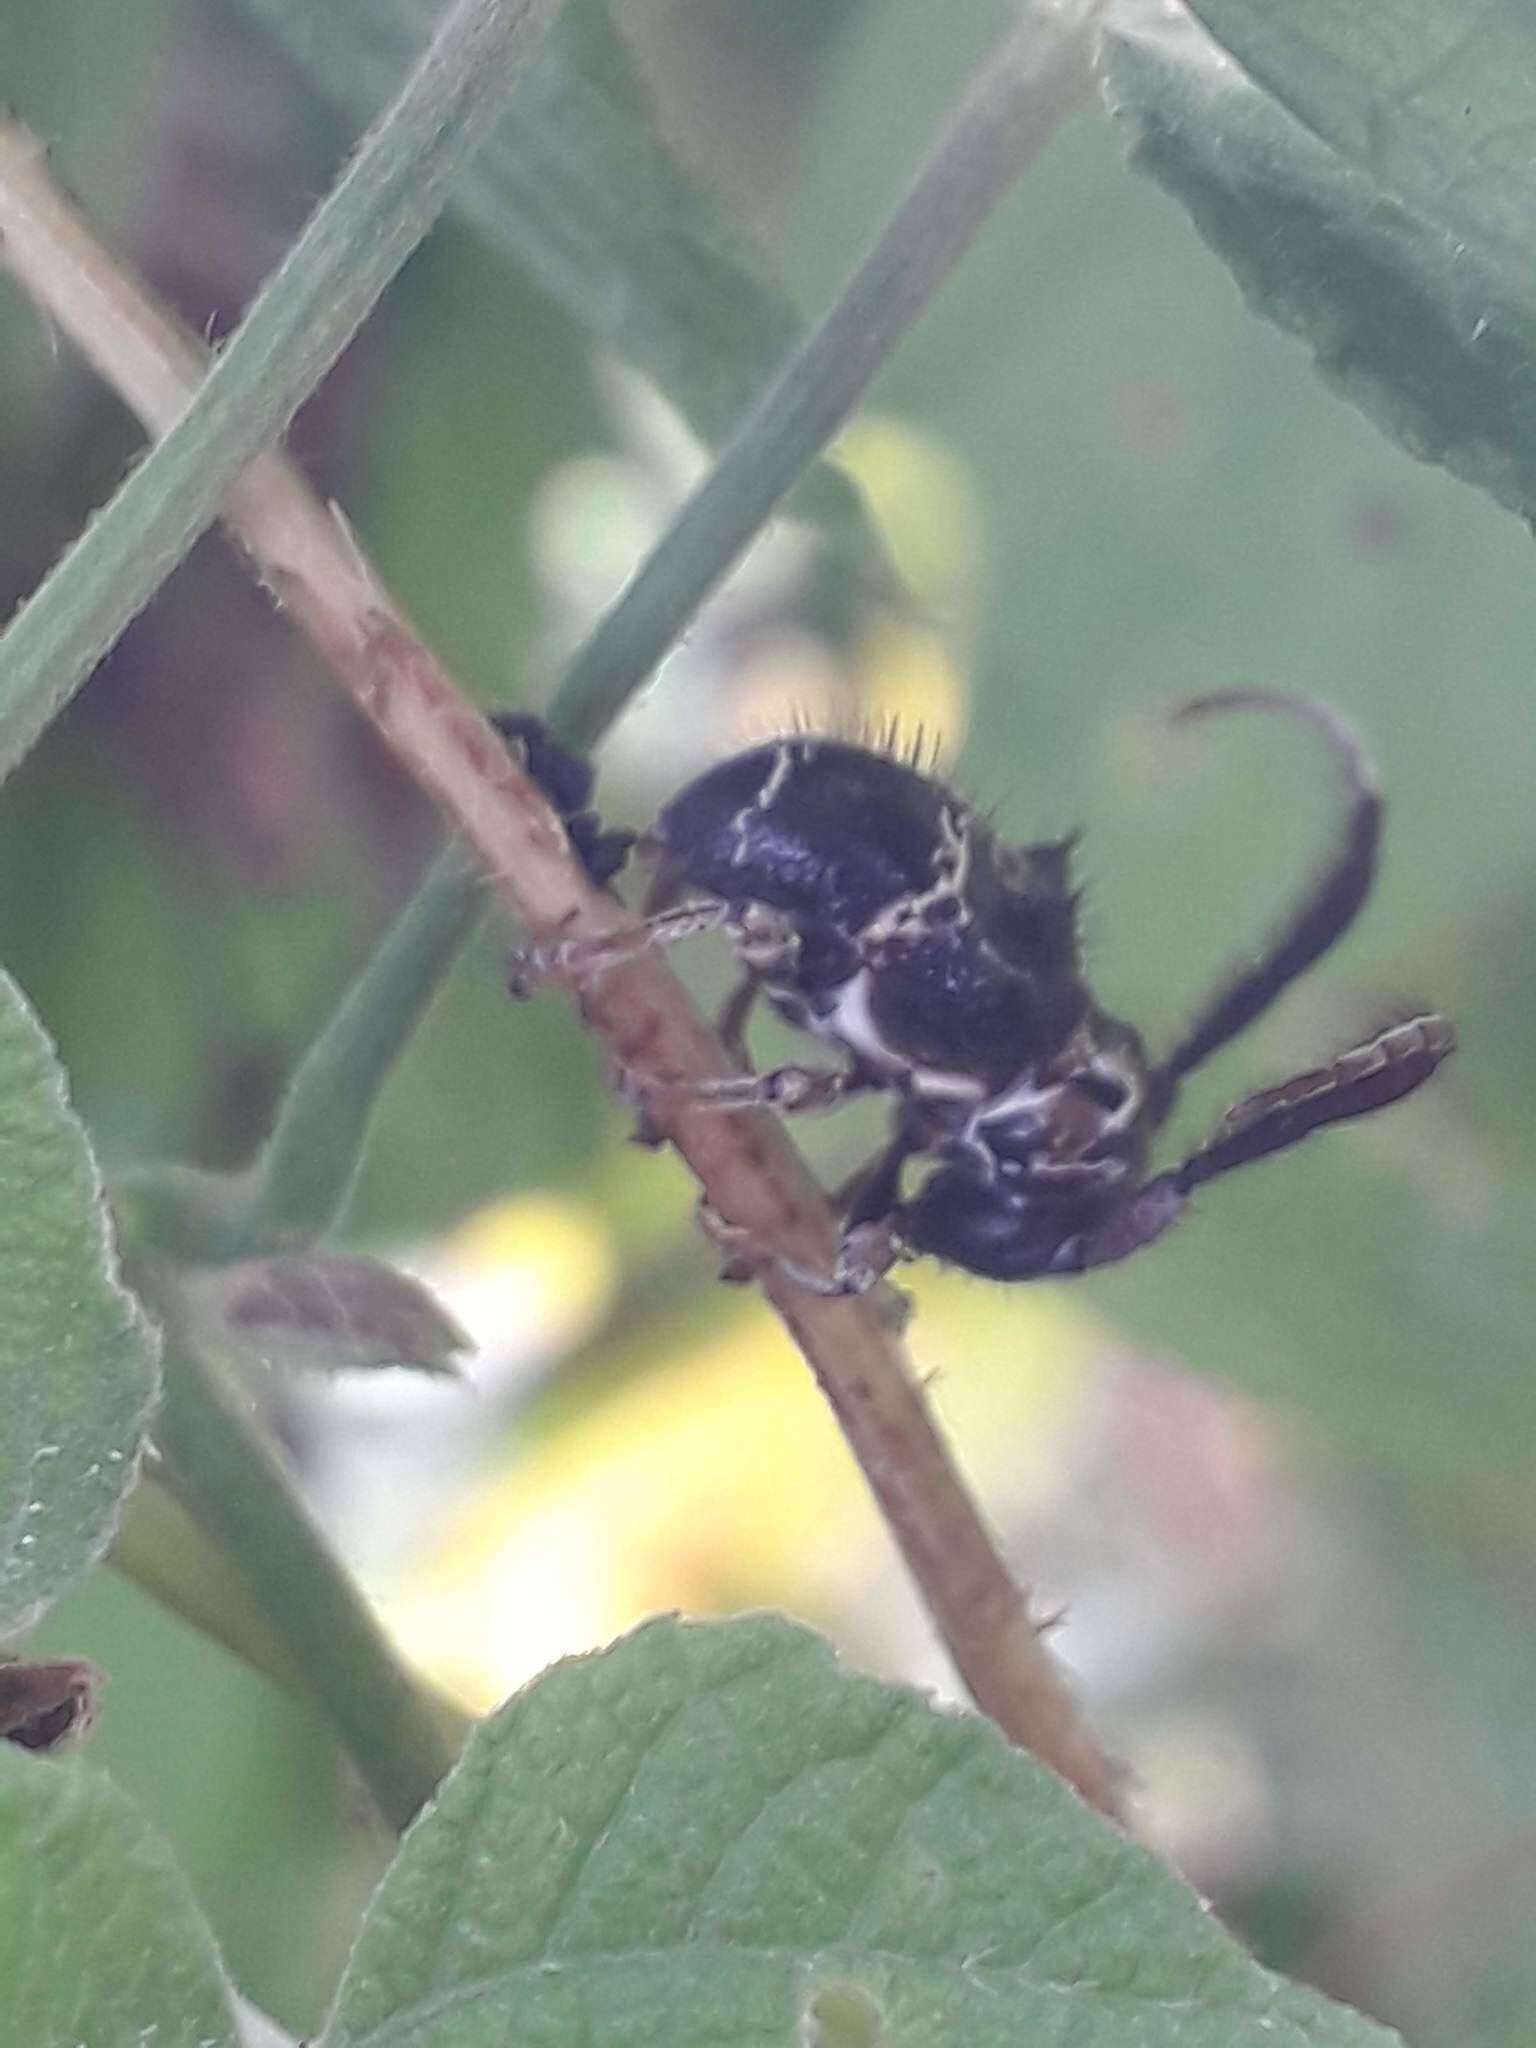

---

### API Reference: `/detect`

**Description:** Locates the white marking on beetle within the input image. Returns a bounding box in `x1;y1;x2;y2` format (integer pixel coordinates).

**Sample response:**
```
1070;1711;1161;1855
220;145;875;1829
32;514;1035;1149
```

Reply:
958;1030;1146;1171
759;739;799;807
858;804;975;952
725;740;799;867
811;972;987;1104
817;972;907;1075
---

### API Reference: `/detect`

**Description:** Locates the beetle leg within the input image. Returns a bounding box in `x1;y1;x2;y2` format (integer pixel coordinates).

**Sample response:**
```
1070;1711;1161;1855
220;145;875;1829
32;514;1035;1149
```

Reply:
694;1200;761;1283
633;1061;864;1118
715;974;759;1067
834;1125;920;1225
772;1220;905;1297
695;1202;906;1305
506;900;731;998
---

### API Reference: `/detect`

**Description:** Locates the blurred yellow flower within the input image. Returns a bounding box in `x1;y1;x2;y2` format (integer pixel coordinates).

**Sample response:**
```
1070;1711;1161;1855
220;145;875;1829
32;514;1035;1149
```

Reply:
387;1250;1109;1713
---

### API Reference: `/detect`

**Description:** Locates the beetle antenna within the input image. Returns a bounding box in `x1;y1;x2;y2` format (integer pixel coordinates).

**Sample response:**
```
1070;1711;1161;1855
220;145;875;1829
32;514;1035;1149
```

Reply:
1154;690;1382;1102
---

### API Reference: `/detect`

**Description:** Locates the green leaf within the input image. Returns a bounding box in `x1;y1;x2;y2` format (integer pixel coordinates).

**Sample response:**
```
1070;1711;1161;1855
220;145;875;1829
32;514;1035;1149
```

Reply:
232;0;802;445
0;1744;237;2047
1180;0;1536;265
323;1615;1398;2047
0;970;157;1639
0;0;563;788
234;1999;301;2048
1105;0;1536;519
199;1253;467;1376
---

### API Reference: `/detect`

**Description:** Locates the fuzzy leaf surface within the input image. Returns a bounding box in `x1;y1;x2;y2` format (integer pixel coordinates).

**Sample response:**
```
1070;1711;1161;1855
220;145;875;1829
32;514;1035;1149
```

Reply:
1106;0;1536;519
324;1615;1399;2047
0;1744;237;2046
0;971;156;1639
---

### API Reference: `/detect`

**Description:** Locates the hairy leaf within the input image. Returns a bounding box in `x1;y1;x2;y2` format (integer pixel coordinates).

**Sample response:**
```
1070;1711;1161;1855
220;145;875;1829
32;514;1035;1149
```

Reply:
1106;0;1536;519
0;971;157;1639
0;1745;237;2046
324;1615;1399;2047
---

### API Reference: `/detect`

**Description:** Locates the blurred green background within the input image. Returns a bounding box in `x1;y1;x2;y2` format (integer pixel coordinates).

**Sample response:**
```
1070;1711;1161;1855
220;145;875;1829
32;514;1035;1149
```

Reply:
5;1;1534;2041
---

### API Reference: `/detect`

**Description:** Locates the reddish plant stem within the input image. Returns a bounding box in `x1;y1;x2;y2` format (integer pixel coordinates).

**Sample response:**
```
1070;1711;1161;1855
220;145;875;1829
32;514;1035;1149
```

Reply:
0;114;1123;1819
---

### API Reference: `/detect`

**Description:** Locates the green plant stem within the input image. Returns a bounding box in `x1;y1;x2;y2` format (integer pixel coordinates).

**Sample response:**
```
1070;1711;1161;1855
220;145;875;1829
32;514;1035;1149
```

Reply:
111;1461;312;1703
245;842;483;1246
0;123;503;1256
548;0;1103;748
139;1266;467;1831
233;0;805;449
160;0;1099;1180
0;0;565;785
118;833;487;1269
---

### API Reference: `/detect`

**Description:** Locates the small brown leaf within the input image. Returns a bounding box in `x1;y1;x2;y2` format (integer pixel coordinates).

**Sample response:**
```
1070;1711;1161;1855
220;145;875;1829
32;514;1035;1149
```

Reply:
213;1255;469;1376
0;1657;102;1752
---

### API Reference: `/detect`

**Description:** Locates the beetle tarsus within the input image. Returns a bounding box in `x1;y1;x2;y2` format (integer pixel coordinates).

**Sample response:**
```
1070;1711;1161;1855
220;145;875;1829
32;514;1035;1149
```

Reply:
506;899;733;999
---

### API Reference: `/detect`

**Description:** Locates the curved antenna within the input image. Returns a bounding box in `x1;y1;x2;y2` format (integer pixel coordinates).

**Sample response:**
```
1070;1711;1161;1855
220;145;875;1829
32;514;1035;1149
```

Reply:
1154;690;1382;1096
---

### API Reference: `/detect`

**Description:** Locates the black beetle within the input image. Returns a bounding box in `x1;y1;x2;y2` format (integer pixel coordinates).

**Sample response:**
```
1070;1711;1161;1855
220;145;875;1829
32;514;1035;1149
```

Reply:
505;694;1452;1292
